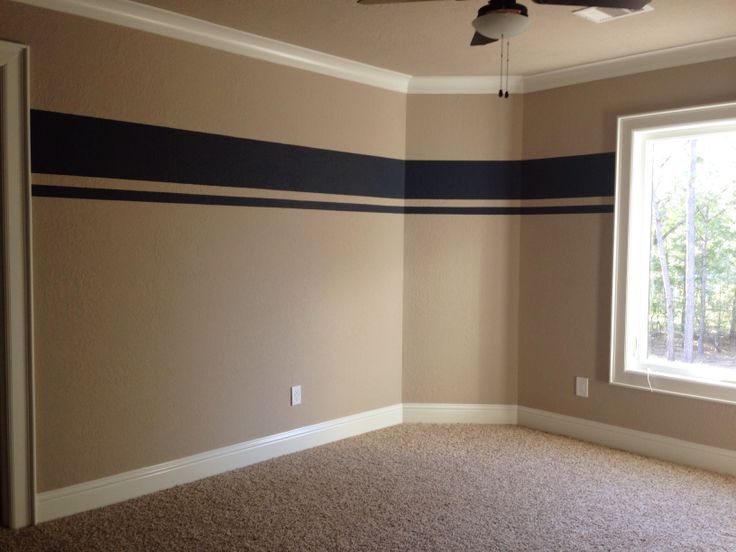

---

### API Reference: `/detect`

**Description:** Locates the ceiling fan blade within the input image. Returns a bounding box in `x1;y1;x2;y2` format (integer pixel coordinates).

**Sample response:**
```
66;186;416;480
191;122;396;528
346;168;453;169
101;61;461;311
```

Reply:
532;0;650;8
358;0;466;4
470;32;498;46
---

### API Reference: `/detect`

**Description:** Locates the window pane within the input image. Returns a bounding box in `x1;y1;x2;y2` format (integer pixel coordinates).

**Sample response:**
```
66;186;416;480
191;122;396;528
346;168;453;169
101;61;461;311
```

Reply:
646;132;736;382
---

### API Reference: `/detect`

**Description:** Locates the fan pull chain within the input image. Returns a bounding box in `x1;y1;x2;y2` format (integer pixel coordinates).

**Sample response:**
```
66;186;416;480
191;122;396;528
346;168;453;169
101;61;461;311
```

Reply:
505;39;510;99
498;34;504;98
497;37;511;100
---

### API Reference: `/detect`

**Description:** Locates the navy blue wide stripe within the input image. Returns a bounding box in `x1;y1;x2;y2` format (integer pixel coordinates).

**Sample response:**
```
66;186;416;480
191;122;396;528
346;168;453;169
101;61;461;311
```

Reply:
32;185;613;215
522;153;616;199
30;110;406;199
30;110;616;201
404;156;615;200
404;160;524;199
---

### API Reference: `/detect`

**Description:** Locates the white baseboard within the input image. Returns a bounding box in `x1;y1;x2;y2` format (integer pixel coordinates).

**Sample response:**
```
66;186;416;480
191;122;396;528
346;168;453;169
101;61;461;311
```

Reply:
403;403;518;424
35;403;403;523
36;402;736;524
517;406;736;478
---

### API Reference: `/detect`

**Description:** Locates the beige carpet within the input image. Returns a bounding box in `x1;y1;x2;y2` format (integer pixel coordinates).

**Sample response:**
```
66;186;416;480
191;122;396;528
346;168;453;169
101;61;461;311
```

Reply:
2;424;735;551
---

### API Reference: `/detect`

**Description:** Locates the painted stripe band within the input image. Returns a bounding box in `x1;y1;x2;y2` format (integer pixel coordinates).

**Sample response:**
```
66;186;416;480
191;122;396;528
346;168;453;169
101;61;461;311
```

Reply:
32;185;613;215
31;110;406;199
31;110;616;201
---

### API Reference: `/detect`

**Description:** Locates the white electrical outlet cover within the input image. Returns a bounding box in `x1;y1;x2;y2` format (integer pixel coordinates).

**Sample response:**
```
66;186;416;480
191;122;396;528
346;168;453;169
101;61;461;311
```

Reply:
291;385;302;406
575;377;589;398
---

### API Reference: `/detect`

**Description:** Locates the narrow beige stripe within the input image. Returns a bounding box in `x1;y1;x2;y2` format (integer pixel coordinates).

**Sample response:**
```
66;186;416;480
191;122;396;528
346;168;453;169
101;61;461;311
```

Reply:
32;174;614;209
522;196;613;207
31;174;405;207
404;198;522;208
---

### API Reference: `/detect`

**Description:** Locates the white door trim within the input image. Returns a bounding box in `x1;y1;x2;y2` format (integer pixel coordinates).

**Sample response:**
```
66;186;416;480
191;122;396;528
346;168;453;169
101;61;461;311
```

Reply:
0;40;34;529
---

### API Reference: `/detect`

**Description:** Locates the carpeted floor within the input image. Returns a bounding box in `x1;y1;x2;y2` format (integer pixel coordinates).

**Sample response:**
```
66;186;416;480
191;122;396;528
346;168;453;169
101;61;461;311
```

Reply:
2;424;735;551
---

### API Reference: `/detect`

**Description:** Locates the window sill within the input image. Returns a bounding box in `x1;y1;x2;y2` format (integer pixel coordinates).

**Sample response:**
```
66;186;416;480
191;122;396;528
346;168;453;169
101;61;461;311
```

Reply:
611;367;736;406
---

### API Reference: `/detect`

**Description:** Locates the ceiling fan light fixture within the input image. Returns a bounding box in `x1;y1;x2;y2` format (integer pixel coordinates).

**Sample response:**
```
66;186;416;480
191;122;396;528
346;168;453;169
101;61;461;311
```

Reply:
472;9;530;39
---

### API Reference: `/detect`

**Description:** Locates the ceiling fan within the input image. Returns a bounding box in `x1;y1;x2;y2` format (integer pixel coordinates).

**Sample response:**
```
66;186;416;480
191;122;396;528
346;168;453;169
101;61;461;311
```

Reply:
358;0;652;98
358;0;652;46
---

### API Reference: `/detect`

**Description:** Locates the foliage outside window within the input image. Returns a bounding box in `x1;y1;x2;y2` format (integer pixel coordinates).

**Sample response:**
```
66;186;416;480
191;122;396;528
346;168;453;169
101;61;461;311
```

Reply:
611;102;736;405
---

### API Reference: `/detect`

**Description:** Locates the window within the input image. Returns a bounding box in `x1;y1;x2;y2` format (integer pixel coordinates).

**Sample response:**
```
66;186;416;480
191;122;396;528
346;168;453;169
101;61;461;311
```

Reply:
611;102;736;405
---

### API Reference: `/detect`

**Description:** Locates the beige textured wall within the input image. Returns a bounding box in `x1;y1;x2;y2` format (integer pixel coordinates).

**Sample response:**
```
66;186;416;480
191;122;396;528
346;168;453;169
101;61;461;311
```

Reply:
403;215;519;404
406;94;523;160
519;59;736;451
0;1;407;491
402;94;522;405
523;57;736;159
33;199;404;490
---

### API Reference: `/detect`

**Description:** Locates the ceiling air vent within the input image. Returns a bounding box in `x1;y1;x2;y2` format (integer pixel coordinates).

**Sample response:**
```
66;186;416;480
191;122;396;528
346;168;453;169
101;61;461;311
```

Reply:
573;5;653;23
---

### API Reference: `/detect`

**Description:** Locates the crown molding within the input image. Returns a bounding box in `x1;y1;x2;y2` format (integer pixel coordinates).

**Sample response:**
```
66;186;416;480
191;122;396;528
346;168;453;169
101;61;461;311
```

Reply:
408;76;524;95
523;36;736;93
13;0;412;93
12;0;736;95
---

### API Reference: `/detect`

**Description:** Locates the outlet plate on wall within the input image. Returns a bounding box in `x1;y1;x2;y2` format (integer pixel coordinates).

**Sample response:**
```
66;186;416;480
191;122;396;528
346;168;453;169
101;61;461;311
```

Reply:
575;377;589;398
291;385;302;406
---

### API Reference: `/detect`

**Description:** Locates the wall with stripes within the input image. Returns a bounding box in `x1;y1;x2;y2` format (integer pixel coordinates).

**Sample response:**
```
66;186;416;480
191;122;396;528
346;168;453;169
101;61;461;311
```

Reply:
519;57;736;451
1;0;735;496
2;1;411;493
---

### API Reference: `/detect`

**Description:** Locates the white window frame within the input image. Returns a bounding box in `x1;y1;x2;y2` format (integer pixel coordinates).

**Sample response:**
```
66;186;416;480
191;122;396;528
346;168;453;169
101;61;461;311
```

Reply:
610;101;736;406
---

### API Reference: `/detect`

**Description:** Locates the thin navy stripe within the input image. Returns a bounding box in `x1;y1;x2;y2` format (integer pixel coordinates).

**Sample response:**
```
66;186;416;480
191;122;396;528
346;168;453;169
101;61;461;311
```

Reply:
31;185;405;214
405;204;614;215
32;185;613;215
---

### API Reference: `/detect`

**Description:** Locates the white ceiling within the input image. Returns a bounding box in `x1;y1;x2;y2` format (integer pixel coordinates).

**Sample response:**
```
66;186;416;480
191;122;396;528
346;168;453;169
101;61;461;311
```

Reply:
135;0;736;76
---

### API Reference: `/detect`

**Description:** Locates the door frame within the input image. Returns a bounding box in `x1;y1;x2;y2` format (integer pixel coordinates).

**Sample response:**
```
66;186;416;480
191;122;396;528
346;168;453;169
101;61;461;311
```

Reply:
0;40;34;529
